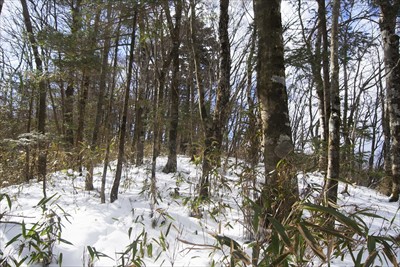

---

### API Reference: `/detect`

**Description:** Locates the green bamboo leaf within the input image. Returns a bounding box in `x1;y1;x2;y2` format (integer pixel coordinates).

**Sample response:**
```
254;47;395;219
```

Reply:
59;238;73;245
36;193;58;207
147;243;153;257
87;246;95;260
356;248;364;266
303;221;354;241
381;240;399;267
58;253;63;267
296;223;326;261
128;227;133;239
270;251;291;267
367;235;376;253
6;233;22;247
165;222;172;237
363;250;378;267
302;203;362;234
267;217;292;249
0;193;12;209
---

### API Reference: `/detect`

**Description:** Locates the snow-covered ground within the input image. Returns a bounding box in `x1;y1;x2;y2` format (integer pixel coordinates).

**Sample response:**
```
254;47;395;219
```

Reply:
1;155;399;266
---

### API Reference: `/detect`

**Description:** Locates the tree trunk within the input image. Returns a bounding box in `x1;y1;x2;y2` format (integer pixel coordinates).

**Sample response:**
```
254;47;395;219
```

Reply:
379;0;400;202
317;0;331;171
85;9;106;191
189;0;232;199
64;83;74;146
324;0;341;211
189;0;215;199
212;0;231;162
254;0;293;176
21;0;47;197
63;0;82;149
101;5;119;204
163;0;183;174
110;9;138;203
132;12;148;166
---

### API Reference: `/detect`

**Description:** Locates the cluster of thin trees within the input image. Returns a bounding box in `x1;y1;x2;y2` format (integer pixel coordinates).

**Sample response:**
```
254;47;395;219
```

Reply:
0;0;399;217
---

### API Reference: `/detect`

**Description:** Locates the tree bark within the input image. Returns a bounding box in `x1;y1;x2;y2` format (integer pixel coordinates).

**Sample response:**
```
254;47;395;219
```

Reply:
0;0;3;16
163;0;183;174
317;0;331;171
254;0;293;176
85;9;106;190
21;0;47;197
189;0;215;199
212;0;231;162
189;0;232;199
378;0;400;202
324;0;341;210
101;5;119;204
110;9;138;203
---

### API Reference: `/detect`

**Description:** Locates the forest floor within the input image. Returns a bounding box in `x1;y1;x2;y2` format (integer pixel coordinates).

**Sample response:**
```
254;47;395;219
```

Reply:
1;155;399;266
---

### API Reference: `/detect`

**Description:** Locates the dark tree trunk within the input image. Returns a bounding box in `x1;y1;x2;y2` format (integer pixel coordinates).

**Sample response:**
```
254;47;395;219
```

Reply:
189;0;232;199
101;4;119;204
189;0;215;199
163;0;183;174
110;10;138;203
317;0;331;171
212;0;231;162
64;83;74;146
86;9;106;191
21;0;47;197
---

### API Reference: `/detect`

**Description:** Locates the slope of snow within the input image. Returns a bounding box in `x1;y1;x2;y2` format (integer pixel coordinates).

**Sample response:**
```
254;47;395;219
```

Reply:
1;155;399;266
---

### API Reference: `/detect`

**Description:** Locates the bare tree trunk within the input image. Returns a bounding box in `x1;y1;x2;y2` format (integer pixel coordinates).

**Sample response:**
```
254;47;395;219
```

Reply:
101;5;119;204
64;83;74;146
21;0;47;197
317;0;331;171
324;0;340;212
85;9;106;191
110;10;138;203
189;0;232;199
254;0;293;176
189;0;214;199
379;0;400;202
163;0;183;174
212;0;231;163
243;27;258;241
63;0;82;149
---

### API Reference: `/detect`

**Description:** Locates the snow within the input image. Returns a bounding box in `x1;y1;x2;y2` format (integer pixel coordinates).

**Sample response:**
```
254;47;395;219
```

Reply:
1;155;399;266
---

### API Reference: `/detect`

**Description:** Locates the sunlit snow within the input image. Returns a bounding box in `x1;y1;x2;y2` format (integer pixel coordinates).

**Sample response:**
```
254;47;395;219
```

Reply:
1;155;399;266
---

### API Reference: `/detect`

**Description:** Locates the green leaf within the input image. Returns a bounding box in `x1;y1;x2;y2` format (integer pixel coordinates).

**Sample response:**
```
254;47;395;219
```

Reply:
165;222;172;237
0;193;12;209
381;239;399;267
363;250;378;267
270;251;291;267
296;223;326;261
87;246;95;260
147;243;153;257
36;193;58;207
59;238;73;245
267;217;292;249
355;248;364;266
128;227;133;239
302;203;362;234
6;233;22;247
367;235;376;253
58;253;63;267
